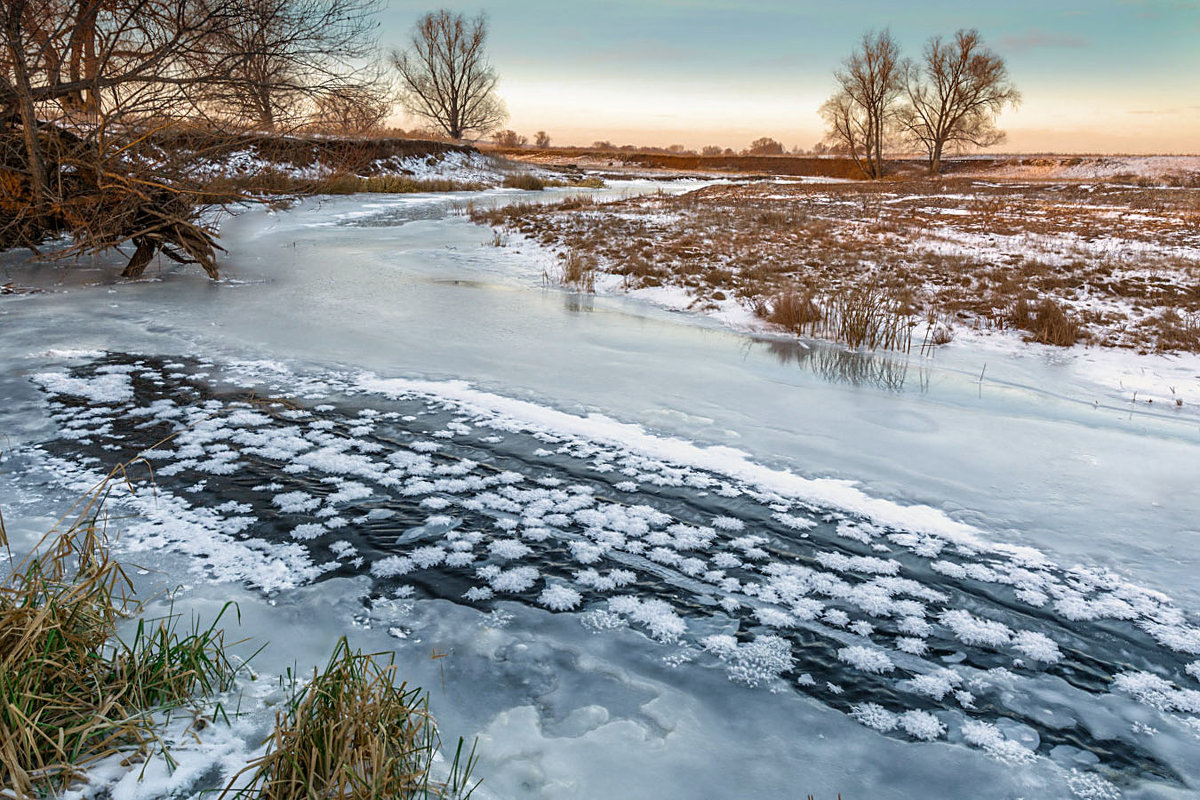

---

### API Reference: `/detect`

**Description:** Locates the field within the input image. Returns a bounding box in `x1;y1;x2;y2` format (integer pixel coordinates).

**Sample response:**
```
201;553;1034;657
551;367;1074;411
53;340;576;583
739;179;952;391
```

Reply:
474;162;1200;353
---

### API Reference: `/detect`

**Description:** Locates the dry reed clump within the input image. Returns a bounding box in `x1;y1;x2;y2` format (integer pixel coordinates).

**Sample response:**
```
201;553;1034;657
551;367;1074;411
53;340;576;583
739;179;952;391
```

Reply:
223;637;478;800
762;289;822;332
822;287;914;352
757;286;912;352
316;174;487;195
500;174;603;191
0;473;241;799
1007;297;1082;346
501;174;548;191
558;250;596;293
214;171;487;197
1145;309;1200;353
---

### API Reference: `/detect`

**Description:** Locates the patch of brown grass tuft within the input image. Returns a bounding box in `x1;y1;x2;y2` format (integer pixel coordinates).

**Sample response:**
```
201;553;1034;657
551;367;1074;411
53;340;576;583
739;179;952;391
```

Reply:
764;289;822;331
222;638;477;800
1008;297;1082;346
0;470;241;798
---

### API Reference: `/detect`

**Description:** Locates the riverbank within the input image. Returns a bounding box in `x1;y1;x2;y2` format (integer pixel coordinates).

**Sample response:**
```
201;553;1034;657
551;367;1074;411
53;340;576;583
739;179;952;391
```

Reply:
473;175;1200;356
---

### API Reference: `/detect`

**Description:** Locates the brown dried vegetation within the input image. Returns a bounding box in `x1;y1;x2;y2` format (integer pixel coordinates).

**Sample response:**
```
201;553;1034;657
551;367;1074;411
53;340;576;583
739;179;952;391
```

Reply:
472;177;1200;352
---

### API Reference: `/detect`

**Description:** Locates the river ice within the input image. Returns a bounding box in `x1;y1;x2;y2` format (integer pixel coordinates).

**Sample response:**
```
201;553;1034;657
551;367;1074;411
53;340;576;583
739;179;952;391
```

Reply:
2;184;1200;799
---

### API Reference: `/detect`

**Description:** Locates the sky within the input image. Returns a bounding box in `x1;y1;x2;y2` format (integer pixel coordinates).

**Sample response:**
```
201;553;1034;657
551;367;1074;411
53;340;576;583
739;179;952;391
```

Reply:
377;1;1200;154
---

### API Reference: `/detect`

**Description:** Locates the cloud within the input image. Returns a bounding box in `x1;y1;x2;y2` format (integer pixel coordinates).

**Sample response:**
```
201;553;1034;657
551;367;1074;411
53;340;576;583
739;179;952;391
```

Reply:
1000;28;1089;52
1117;0;1200;19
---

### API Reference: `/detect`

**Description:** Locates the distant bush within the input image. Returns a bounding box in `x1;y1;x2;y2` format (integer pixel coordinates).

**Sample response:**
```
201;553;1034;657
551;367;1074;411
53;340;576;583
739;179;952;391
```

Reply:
701;145;723;156
305;173;486;195
502;174;547;190
493;129;527;147
746;137;785;156
535;130;551;148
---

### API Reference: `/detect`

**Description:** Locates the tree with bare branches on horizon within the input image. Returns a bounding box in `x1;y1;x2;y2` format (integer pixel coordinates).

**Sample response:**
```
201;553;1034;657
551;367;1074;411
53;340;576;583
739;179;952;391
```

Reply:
900;29;1020;174
821;30;904;179
391;10;507;141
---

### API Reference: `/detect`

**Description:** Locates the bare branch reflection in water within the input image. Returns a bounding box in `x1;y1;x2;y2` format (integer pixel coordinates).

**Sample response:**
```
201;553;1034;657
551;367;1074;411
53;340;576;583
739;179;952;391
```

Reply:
757;338;928;394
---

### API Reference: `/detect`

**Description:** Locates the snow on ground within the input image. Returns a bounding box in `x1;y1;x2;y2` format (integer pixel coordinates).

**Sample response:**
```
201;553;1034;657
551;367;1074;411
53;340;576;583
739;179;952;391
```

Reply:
191;145;518;185
976;156;1200;183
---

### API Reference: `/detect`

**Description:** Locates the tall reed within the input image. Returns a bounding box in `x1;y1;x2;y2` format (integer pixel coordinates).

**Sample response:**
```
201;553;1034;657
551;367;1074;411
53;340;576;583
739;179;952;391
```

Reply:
0;472;241;798
223;637;478;800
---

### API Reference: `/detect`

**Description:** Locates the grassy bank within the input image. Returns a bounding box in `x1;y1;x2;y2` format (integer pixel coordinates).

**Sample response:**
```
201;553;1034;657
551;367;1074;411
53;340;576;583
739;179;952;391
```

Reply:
0;472;476;799
0;473;240;796
473;178;1200;353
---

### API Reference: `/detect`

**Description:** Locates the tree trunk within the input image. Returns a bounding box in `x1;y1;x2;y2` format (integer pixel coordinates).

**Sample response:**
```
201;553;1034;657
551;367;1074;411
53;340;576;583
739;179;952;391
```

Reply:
4;6;48;214
121;238;157;278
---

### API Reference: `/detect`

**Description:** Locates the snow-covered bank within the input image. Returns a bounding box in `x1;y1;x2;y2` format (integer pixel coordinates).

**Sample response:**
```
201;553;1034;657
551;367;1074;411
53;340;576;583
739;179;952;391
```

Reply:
478;179;1200;356
184;135;511;184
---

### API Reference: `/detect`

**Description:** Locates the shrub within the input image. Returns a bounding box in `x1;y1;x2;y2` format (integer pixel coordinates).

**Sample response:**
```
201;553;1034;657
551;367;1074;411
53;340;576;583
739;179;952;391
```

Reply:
765;289;822;331
0;475;241;797
502;174;548;191
223;638;477;800
1008;297;1081;346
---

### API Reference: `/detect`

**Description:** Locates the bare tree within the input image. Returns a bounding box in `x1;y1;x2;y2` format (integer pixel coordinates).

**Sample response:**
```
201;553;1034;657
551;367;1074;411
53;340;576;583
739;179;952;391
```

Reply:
391;10;506;140
534;130;550;148
0;0;261;275
202;0;384;132
820;30;903;179
309;84;391;134
900;29;1019;174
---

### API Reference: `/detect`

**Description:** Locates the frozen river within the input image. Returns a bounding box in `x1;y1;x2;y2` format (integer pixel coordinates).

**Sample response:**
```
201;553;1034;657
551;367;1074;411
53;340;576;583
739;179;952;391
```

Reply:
3;186;1200;799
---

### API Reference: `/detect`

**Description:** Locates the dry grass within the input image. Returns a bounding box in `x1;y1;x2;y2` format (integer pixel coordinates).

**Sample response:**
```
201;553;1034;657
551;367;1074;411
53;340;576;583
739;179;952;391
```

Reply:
822;287;914;352
499;174;605;191
1007;297;1083;347
0;471;241;798
223;637;477;800
763;289;823;332
472;177;1200;352
501;174;549;191
1144;309;1200;352
0;460;480;799
558;249;596;293
209;172;486;197
754;286;912;351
